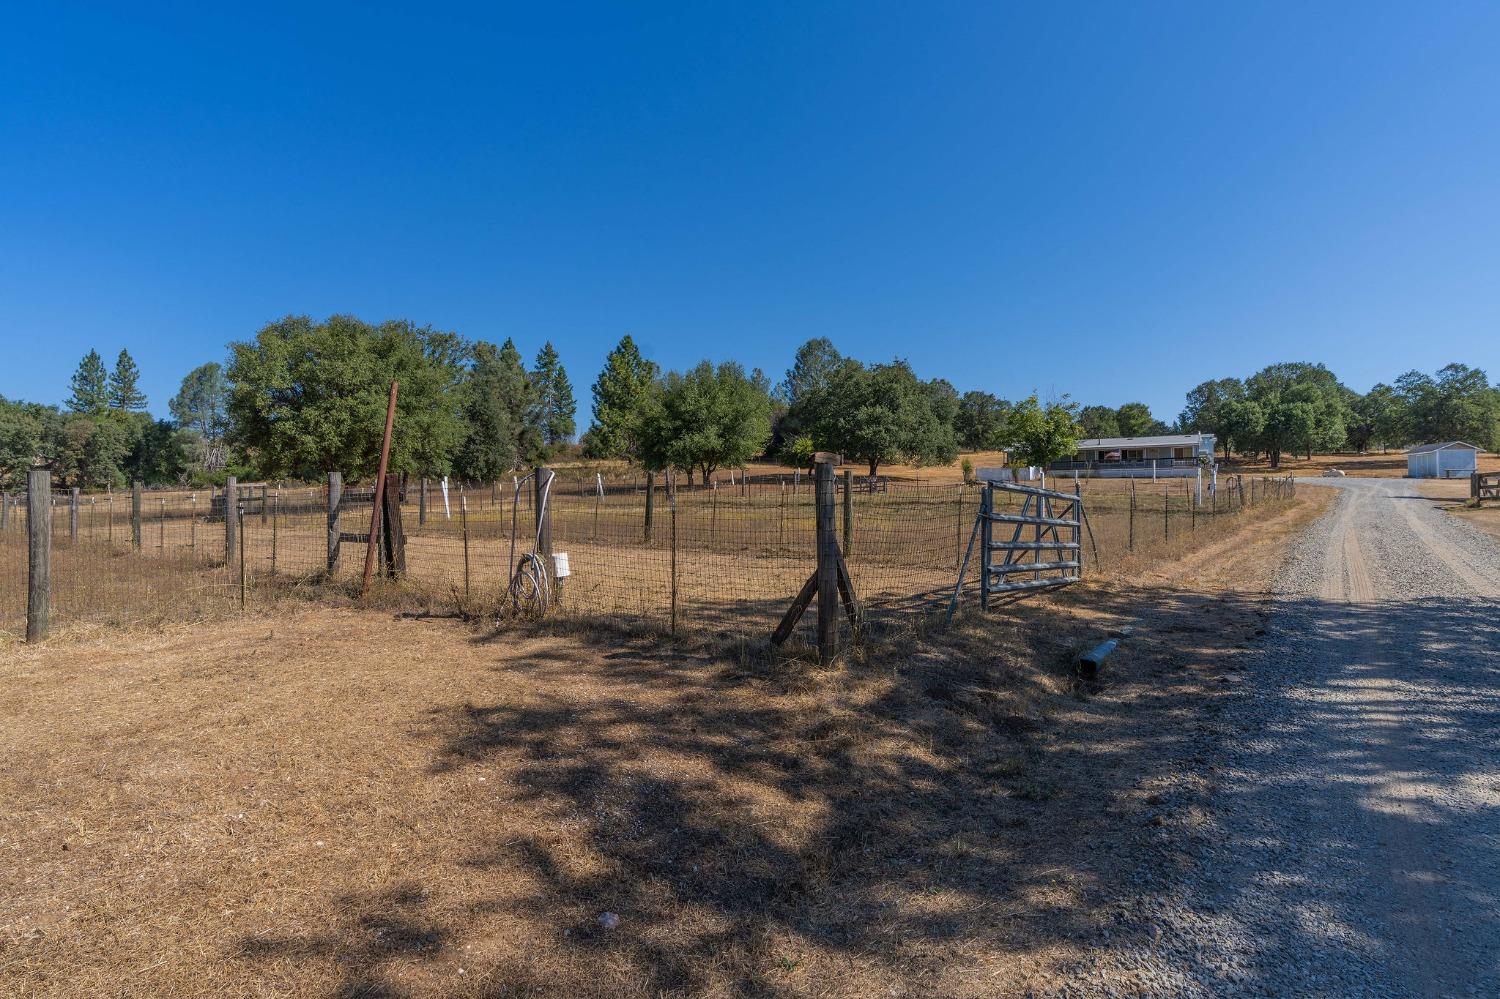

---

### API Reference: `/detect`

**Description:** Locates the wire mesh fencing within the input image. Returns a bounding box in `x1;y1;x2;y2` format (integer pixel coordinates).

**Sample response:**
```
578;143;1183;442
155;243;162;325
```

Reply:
0;470;1298;641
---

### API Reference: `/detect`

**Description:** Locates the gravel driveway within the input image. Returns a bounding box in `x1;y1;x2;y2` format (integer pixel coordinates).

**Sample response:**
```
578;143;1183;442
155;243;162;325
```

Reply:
1089;477;1500;998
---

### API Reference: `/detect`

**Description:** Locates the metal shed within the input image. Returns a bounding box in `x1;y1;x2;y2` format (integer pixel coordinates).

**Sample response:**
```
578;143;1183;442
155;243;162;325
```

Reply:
1406;441;1480;479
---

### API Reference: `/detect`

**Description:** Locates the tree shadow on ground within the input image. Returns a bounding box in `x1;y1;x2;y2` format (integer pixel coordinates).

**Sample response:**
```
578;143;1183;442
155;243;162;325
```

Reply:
232;580;1500;997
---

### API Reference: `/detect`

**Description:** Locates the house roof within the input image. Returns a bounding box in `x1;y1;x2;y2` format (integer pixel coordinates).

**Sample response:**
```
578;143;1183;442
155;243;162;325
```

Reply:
1075;434;1212;450
1406;441;1482;455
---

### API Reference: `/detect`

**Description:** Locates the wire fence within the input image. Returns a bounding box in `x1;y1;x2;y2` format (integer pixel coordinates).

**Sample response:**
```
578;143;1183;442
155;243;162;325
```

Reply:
0;470;1296;642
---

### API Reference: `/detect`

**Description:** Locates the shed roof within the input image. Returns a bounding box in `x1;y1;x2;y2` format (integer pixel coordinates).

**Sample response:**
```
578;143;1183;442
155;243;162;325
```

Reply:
1075;434;1212;450
1405;441;1482;455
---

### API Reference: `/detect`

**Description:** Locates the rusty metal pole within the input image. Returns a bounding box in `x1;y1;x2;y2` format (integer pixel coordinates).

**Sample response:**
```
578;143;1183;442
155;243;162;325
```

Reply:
361;381;399;597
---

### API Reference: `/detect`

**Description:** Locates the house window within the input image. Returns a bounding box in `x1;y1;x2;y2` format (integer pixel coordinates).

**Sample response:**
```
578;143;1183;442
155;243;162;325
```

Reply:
1173;447;1192;459
1121;449;1144;462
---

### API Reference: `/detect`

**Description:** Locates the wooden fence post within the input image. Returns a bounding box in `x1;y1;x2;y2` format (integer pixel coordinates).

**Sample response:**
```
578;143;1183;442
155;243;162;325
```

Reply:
70;487;79;543
815;459;838;666
27;468;51;642
534;466;553;561
1;490;8;532
419;476;428;525
644;471;655;542
327;471;342;574
223;476;237;564
131;480;143;550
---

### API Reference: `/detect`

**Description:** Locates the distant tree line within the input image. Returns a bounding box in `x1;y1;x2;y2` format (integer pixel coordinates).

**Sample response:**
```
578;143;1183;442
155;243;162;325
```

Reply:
1177;362;1500;468
4;317;1496;489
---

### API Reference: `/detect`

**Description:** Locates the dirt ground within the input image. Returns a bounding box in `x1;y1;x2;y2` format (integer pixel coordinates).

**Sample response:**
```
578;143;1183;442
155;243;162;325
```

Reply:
1419;477;1500;545
0;488;1333;998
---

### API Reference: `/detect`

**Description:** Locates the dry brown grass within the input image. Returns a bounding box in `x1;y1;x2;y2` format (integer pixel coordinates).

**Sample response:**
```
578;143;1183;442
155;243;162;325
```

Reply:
1226;450;1500;478
0;485;1334;998
4;475;1297;643
1419;478;1500;545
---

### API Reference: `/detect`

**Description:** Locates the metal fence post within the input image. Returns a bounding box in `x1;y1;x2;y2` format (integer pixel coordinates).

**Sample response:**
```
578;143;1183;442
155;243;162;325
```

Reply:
670;492;678;636
131;481;143;550
460;495;471;596
26;469;51;642
224;475;237;565
70;487;79;543
842;469;853;557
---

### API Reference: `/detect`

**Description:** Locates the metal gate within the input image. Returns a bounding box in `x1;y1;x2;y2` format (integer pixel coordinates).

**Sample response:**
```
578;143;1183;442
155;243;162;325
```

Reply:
947;479;1085;618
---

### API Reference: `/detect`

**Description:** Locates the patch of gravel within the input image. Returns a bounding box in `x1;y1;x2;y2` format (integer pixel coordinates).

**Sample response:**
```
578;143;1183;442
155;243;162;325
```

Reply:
1066;478;1500;998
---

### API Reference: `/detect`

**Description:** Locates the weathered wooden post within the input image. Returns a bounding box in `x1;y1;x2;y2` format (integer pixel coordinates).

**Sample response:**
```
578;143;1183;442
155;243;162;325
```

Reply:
327;471;343;574
131;480;143;550
419;476;428;525
27;469;51;642
1;490;8;532
643;471;655;542
70;487;79;543
815;457;838;665
842;469;853;557
534;466;553;559
260;484;269;525
223;475;237;564
158;498;165;551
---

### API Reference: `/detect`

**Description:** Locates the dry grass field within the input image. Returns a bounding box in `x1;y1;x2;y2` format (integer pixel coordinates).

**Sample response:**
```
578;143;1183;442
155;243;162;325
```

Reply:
2;472;1287;641
1225;450;1500;478
0;485;1334;998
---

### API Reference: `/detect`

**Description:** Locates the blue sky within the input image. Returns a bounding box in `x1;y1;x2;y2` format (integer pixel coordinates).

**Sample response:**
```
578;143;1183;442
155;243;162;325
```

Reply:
2;2;1498;423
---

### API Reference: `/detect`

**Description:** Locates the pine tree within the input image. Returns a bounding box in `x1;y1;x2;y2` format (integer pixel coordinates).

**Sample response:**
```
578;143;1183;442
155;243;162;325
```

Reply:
480;338;539;466
66;350;111;414
531;342;576;449
455;342;520;481
108;349;148;411
587;335;658;459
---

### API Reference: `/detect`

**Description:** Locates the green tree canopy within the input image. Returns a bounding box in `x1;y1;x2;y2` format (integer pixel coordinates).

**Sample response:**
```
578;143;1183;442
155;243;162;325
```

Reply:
808;359;958;476
638;361;771;481
1078;405;1120;440
955;391;1011;450
170;362;231;472
55;414;131;489
531;342;576;450
108;349;148;411
1178;377;1247;456
1115;401;1168;437
1395;364;1499;448
0;398;64;489
67;350;110;415
586;334;658;460
1219;399;1266;457
226;314;466;479
1008;395;1082;469
454;340;526;481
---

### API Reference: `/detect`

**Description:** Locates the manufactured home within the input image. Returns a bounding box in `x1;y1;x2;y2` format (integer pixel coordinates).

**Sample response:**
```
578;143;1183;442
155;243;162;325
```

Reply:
1405;441;1480;479
1049;434;1217;478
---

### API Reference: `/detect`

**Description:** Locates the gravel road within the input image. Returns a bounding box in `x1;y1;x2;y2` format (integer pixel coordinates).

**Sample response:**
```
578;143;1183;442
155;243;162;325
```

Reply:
1086;477;1500;998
